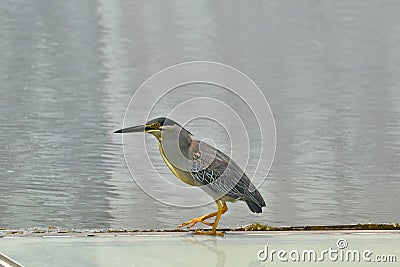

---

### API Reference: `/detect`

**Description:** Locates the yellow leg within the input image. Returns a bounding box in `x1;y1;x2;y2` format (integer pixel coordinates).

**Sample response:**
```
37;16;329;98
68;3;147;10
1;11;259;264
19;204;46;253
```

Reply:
179;212;217;228
192;200;228;236
179;200;228;229
178;200;228;228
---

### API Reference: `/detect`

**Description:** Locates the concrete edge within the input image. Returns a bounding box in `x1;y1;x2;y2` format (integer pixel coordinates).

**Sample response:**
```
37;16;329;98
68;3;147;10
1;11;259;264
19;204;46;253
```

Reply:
1;230;400;239
0;253;24;267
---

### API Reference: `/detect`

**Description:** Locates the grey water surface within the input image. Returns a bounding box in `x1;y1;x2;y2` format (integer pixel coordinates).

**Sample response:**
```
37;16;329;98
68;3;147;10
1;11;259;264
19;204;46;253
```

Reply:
1;0;400;230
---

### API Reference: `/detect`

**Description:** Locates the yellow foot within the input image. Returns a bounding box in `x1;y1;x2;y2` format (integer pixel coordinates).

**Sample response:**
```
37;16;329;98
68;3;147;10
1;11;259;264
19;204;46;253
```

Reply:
194;229;224;236
178;217;214;228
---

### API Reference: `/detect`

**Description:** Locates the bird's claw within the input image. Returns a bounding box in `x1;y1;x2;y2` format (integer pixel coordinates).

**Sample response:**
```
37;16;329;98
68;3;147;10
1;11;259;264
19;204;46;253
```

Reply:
194;229;225;236
178;217;214;228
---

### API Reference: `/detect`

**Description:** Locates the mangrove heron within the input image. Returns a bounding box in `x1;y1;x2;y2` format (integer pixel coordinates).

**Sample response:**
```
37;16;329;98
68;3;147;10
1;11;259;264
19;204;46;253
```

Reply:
115;117;266;236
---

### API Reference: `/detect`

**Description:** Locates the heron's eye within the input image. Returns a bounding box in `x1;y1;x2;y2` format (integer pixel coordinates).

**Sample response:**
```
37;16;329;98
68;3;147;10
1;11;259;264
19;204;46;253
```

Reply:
154;122;161;129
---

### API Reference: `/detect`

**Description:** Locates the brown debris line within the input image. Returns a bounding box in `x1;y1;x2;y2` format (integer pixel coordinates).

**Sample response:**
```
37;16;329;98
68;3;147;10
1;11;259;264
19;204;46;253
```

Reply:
236;223;400;231
106;228;188;233
99;224;400;233
1;223;399;236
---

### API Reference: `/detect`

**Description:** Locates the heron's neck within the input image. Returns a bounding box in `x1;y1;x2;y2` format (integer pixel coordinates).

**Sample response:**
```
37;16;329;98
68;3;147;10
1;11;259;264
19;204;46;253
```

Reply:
159;127;192;160
178;130;192;159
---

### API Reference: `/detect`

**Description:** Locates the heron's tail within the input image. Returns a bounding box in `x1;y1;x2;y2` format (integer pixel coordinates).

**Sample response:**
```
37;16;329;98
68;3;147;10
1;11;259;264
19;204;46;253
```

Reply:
246;189;266;213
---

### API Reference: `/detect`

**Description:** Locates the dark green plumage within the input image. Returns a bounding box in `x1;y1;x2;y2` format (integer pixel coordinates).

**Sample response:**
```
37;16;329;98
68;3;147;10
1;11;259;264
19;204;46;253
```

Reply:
190;140;266;213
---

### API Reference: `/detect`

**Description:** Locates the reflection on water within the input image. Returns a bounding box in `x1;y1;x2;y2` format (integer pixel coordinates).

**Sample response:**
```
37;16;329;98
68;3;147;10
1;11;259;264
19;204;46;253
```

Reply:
182;236;227;267
1;0;400;229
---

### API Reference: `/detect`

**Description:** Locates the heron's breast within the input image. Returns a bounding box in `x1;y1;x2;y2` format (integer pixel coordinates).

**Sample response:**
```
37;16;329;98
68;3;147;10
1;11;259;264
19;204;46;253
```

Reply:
158;144;197;186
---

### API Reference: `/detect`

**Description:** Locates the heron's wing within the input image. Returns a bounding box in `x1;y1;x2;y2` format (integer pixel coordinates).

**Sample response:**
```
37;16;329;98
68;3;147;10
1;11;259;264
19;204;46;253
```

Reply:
190;141;265;208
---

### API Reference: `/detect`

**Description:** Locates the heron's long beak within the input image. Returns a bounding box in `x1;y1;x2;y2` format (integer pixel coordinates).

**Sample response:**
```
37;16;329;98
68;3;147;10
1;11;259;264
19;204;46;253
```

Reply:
114;125;146;133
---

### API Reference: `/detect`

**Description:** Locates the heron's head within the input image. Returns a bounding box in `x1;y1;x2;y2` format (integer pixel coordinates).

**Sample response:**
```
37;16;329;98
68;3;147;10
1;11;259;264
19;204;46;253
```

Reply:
114;117;191;141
